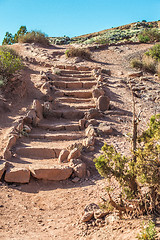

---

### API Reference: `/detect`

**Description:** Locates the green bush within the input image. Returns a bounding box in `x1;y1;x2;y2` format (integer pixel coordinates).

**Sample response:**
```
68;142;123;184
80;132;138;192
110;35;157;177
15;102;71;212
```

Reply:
145;44;160;60
65;47;91;59
2;26;27;45
18;31;50;46
94;114;160;215
0;47;23;86
138;29;160;43
137;221;158;240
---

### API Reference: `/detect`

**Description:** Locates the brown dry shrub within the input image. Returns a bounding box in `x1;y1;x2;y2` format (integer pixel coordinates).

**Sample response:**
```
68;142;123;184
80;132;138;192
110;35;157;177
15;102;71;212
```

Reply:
18;31;50;46
65;47;91;59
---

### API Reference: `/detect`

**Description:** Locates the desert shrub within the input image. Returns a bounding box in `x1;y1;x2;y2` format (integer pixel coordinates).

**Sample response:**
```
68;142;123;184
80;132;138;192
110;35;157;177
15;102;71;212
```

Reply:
137;221;158;240
65;47;91;59
94;114;160;217
138;29;160;43
145;44;160;60
131;58;143;69
131;55;156;73
18;31;50;46
0;47;23;85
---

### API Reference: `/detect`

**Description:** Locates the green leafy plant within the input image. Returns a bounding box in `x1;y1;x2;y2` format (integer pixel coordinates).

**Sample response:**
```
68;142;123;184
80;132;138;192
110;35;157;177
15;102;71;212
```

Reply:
94;114;160;217
138;29;160;43
0;47;23;86
145;44;160;60
137;221;158;240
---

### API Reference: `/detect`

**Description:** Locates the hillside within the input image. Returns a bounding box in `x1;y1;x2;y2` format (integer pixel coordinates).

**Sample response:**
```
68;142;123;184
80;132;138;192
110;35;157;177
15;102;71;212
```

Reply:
0;24;160;240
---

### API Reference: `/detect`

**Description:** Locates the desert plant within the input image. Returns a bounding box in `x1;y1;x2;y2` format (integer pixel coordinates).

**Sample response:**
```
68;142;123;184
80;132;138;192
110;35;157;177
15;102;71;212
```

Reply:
0;47;23;85
138;29;160;43
131;58;143;69
2;26;28;45
145;44;160;60
137;221;158;240
18;31;50;46
94;112;160;217
65;47;91;59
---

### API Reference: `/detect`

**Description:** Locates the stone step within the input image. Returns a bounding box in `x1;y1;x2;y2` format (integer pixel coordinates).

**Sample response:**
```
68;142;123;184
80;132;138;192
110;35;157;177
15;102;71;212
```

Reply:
60;89;92;98
57;97;92;103
60;102;96;110
60;73;93;78
56;76;95;81
43;109;84;119
37;121;80;131
59;70;92;75
53;80;96;89
28;132;84;141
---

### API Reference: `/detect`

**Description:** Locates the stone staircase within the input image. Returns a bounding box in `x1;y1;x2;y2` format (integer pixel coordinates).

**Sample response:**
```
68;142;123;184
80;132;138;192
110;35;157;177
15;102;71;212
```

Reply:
1;66;102;183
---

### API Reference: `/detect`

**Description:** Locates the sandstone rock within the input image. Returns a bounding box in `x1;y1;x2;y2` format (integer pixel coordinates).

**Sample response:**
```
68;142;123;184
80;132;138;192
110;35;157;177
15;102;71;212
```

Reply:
98;125;113;135
58;149;70;163
6;135;17;150
79;119;86;130
3;148;12;160
85;125;96;137
97;75;103;82
68;148;81;161
16;122;23;132
43;101;53;116
72;177;80;183
84;203;100;212
94;209;108;219
23;125;32;133
81;211;94;222
97;95;110;111
127;71;143;78
0;161;6;179
32;100;43;120
92;88;105;99
101;69;111;76
69;159;86;178
83;136;95;147
24;109;36;124
88;119;98;126
30;166;72;181
5;168;30;183
85;108;100;119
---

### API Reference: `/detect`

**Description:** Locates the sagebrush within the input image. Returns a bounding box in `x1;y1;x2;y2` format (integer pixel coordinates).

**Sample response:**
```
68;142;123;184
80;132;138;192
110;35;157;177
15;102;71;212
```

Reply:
65;48;91;59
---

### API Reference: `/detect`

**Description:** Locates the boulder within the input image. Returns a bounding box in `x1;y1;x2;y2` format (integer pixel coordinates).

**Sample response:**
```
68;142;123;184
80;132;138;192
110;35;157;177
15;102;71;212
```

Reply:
98;125;113;135
32;100;43;120
24;109;36;124
92;88;105;99
85;108;100;119
83;136;95;147
23;125;32;133
5;168;30;183
58;149;70;163
43;101;53;116
68;148;81;161
127;71;143;78
81;211;94;222
79;119;86;130
6;135;17;150
3;148;12;160
85;125;96;137
0;161;6;180
30;166;72;181
97;95;110;111
69;159;86;178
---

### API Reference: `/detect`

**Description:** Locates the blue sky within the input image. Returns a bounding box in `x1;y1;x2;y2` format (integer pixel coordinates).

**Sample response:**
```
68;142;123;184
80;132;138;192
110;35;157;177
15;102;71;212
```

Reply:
0;0;160;44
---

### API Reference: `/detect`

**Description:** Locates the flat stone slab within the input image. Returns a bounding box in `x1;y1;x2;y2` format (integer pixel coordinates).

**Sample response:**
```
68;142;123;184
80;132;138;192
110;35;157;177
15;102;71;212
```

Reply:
30;165;72;180
5;168;30;183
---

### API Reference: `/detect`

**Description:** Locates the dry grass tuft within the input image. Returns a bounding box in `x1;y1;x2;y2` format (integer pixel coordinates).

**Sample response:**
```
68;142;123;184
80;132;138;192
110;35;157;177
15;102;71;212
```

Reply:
65;47;91;59
18;31;50;46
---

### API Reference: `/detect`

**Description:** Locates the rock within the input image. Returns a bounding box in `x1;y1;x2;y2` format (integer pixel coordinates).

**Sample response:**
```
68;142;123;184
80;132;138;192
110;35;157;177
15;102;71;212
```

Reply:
43;101;53;116
85;125;96;137
30;166;72;181
6;135;17;150
94;209;108;219
88;119;98;126
72;177;80;183
101;69;111;76
0;161;6;179
3;148;12;160
97;95;110;111
69;159;86;178
81;211;94;222
85;108;100;119
97;75;103;82
58;149;70;163
16;122;23;132
32;100;43;120
83;136;95;147
79;119;86;130
5;168;30;183
98;125;113;135
105;214;119;224
92;88;105;99
84;203;100;212
68;148;81;161
127;71;143;78
24;109;36;125
23;125;32;133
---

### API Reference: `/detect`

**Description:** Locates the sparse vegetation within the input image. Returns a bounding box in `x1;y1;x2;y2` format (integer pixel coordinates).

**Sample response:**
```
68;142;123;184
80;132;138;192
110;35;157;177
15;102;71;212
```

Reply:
137;221;158;240
2;26;27;45
138;29;160;43
18;31;50;46
65;47;91;59
94;114;160;217
0;47;23;86
145;44;160;60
